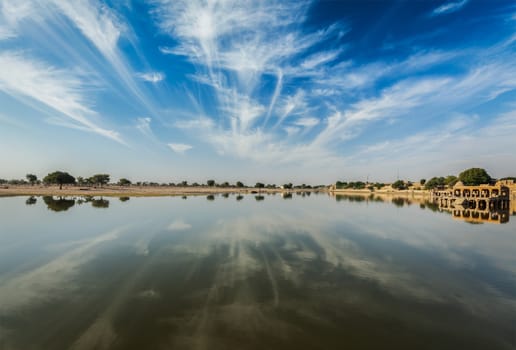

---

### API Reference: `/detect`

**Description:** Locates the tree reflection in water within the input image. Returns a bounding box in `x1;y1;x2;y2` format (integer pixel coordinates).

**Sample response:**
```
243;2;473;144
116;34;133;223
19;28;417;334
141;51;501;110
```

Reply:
25;196;37;205
42;196;75;212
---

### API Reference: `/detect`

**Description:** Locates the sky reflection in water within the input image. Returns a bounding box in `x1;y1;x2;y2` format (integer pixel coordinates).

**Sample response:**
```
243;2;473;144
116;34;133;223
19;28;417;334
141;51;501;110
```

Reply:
0;194;515;350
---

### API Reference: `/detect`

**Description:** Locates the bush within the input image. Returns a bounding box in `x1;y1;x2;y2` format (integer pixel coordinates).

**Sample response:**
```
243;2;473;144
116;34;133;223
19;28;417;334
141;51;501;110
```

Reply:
391;180;407;190
118;178;131;186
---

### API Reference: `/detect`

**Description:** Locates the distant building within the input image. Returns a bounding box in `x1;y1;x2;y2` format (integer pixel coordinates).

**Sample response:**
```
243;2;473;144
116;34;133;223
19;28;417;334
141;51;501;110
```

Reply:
432;181;512;224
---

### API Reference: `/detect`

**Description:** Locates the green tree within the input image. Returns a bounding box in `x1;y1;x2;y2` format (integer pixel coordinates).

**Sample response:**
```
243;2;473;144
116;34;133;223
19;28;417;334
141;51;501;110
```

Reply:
76;176;86;186
43;171;76;189
391;180;407;190
424;177;445;190
335;181;346;189
89;174;110;187
118;178;131;186
207;179;215;186
255;182;265;188
235;181;244;188
444;175;458;187
420;179;426;185
351;181;366;189
458;168;492;186
26;174;38;185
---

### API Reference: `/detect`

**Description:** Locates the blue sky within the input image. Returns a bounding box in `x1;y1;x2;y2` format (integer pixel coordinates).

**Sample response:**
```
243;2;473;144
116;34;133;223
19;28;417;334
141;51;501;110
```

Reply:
0;0;515;184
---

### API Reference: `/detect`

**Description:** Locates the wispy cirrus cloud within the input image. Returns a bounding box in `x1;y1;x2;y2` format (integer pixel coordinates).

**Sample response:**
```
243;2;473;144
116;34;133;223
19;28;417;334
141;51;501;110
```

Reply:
312;77;451;147
5;0;163;125
293;117;319;128
0;0;38;40
137;72;165;83
135;117;153;137
432;0;469;16
151;0;516;174
0;51;123;143
50;0;125;60
151;0;345;163
168;143;193;154
0;0;170;146
49;0;163;117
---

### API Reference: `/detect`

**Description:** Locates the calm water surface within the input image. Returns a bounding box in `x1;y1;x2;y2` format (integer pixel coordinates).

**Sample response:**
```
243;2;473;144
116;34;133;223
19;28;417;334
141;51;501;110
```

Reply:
0;194;515;349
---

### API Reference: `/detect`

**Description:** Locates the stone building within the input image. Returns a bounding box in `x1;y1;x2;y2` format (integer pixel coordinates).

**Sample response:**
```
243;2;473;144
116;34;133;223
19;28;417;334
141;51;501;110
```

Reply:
432;180;513;224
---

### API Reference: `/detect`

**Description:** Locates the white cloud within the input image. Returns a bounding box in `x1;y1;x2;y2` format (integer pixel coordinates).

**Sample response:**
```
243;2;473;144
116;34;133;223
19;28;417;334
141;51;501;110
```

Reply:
293;117;319;128
284;126;300;136
175;117;215;130
313;77;450;146
137;72;165;83
275;90;308;127
152;0;516;176
347;110;516;180
168;143;193;154
265;70;283;125
158;46;176;55
151;0;342;135
0;26;13;40
0;51;123;143
136;117;153;137
432;0;469;16
43;0;162;119
0;0;37;40
300;50;341;70
50;0;124;61
221;92;266;131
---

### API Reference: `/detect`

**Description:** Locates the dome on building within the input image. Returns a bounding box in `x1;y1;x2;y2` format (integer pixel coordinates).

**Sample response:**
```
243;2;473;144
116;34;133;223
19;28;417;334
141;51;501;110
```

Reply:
454;181;464;187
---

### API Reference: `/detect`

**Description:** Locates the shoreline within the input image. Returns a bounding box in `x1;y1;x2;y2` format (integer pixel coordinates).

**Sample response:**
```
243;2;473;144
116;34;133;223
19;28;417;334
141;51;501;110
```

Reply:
0;185;328;197
0;185;435;198
330;188;432;197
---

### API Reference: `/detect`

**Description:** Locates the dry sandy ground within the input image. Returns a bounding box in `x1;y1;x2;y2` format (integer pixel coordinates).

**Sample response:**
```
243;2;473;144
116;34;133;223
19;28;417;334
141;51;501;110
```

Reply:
0;185;436;198
0;185;328;197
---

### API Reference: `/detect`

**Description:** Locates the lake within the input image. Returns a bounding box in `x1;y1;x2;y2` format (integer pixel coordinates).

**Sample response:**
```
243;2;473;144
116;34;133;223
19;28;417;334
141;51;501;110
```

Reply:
0;194;515;349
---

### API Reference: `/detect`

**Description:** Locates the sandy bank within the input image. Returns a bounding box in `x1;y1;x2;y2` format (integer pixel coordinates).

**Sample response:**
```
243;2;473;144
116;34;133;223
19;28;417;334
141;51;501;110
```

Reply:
0;185;328;197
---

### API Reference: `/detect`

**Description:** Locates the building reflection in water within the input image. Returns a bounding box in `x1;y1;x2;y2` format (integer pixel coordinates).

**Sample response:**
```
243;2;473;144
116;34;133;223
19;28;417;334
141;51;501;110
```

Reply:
332;190;514;224
433;182;513;224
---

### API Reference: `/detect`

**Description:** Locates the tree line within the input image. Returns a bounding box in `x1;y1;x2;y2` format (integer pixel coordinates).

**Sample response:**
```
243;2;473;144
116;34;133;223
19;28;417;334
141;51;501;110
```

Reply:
335;168;514;191
0;171;326;190
423;168;495;189
3;167;510;191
